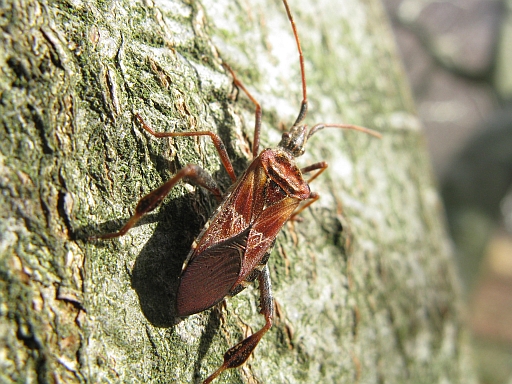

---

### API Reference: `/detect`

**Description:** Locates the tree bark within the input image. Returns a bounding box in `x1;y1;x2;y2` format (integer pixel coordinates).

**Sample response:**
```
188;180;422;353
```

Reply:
0;0;476;382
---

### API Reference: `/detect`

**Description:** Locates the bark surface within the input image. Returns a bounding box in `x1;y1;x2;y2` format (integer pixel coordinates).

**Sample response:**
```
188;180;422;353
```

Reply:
0;0;476;382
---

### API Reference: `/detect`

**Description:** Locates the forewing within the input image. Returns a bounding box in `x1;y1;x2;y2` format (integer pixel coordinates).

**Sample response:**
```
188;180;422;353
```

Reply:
194;158;267;254
237;196;300;283
176;229;249;316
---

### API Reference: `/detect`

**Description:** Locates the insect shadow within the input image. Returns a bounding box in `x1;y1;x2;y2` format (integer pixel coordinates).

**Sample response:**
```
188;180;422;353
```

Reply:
85;181;199;326
128;193;197;327
128;167;225;324
89;183;224;375
128;154;240;381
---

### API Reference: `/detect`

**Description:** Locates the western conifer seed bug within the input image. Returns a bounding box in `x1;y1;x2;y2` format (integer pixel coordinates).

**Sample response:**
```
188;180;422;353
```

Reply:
92;0;380;382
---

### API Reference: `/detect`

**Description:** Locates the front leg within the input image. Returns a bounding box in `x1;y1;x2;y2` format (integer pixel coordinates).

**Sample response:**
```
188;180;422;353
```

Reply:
203;265;274;384
288;161;327;221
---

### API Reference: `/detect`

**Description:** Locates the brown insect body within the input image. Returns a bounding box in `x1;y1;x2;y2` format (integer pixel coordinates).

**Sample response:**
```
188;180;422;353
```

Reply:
177;139;310;317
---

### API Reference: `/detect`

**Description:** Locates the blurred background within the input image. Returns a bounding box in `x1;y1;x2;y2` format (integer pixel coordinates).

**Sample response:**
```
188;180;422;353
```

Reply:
382;0;512;382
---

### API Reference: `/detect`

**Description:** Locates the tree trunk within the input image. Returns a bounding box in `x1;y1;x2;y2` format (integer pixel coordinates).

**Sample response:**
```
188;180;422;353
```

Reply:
0;0;476;382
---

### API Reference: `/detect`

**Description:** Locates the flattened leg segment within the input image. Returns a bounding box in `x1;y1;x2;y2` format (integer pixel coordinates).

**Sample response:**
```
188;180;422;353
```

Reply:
90;164;222;240
203;266;274;384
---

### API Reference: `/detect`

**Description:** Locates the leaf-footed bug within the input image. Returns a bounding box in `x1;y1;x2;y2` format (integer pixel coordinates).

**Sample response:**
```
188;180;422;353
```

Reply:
91;0;380;382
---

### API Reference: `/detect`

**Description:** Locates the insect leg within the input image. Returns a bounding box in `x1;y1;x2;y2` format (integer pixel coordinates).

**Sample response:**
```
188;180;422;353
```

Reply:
203;265;274;384
135;113;237;183
287;161;327;221
289;192;320;221
91;164;222;239
301;161;328;184
222;63;262;159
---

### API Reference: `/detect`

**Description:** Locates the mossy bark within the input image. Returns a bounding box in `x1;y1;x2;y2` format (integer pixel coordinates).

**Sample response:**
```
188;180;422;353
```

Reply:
0;0;476;382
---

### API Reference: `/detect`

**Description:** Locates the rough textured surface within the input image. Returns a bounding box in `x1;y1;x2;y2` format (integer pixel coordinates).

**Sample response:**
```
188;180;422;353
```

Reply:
0;0;476;383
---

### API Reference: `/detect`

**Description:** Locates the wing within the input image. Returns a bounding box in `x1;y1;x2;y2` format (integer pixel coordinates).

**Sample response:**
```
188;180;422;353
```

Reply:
235;195;300;286
176;229;249;316
192;156;268;255
176;158;267;316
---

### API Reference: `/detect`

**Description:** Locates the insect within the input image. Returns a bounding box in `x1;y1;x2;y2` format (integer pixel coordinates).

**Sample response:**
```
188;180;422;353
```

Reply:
93;0;380;382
